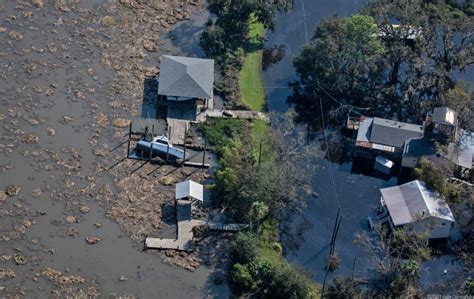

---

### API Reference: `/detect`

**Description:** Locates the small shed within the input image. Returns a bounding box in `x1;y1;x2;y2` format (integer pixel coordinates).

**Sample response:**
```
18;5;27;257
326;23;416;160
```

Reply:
175;180;203;203
379;180;455;239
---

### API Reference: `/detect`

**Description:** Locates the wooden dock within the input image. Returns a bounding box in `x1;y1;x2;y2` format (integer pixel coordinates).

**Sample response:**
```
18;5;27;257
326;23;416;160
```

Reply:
196;109;269;123
145;202;204;252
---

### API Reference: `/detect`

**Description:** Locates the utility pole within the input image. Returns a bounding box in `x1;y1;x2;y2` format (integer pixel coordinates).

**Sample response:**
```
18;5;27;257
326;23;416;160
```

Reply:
322;208;343;298
166;126;170;164
202;138;207;167
351;257;357;281
182;124;187;166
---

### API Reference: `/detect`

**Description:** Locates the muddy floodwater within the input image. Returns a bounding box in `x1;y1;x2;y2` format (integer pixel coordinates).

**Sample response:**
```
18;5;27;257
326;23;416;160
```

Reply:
0;1;227;297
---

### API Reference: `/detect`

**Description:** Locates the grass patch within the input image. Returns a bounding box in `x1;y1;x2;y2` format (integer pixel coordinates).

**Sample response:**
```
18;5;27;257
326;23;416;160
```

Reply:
238;18;265;112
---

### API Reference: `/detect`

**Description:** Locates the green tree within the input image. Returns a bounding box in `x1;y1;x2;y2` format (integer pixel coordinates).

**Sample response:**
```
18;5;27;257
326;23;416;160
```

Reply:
250;201;269;232
363;0;474;119
438;82;474;130
229;263;257;292
414;159;449;196
289;14;386;131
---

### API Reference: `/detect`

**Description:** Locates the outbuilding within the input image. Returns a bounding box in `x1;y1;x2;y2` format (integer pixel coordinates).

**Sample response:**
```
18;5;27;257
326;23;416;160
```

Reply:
175;180;204;203
378;180;455;239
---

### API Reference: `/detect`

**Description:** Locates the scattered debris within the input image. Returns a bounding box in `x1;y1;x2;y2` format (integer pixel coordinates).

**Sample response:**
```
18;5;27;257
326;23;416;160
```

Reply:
65;216;76;224
85;236;101;245
31;0;44;8
8;31;23;41
41;267;85;285
79;206;90;214
0;269;16;280
14;254;27;265
31;189;42;198
112;118;131;128
5;185;21;197
100;16;115;27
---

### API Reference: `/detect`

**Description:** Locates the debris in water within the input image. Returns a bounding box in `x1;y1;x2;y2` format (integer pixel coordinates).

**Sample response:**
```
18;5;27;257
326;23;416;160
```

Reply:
5;185;21;197
31;189;42;198
85;236;101;245
9;31;23;41
14;254;27;265
0;269;16;280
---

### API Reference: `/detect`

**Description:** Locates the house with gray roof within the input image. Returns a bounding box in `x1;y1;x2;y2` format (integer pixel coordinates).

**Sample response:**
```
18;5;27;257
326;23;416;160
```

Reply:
157;55;214;109
355;117;424;158
378;180;455;239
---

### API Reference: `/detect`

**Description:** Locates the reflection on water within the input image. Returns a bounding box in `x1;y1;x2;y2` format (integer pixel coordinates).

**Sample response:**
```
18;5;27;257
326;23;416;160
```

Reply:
282;156;397;282
262;0;363;112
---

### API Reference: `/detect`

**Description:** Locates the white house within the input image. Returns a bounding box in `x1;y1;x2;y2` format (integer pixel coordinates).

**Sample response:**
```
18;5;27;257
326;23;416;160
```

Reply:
378;180;455;239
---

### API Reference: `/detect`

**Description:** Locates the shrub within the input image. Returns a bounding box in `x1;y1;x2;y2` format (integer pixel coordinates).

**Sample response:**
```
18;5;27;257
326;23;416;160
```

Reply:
229;263;256;292
229;232;258;265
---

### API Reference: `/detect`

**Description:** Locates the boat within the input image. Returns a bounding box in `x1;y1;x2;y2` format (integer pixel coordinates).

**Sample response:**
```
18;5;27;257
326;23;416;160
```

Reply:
374;155;395;175
136;135;188;160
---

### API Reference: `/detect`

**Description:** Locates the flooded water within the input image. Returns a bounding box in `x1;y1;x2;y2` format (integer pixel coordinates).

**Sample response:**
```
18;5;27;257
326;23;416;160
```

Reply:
263;0;363;112
0;1;226;297
263;0;472;292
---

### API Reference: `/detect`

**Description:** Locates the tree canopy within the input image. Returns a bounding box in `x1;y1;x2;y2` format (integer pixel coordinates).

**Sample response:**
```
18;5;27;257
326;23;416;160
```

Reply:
289;0;474;130
289;14;386;131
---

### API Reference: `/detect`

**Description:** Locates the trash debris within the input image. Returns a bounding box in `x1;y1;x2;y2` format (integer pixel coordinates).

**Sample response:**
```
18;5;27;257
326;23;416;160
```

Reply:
31;189;42;198
8;31;23;41
85;236;101;245
5;185;21;197
41;267;85;285
112;118;131;128
13;254;27;265
0;269;16;280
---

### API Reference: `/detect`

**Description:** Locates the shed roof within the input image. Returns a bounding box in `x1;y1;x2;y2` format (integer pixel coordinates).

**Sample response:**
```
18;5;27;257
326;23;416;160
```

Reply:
370;117;424;148
432;107;457;125
175;180;203;202
380;180;455;226
158;55;214;99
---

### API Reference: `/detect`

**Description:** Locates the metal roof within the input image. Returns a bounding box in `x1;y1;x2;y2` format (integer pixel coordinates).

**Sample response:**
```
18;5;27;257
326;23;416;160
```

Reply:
432;107;457;125
380;180;455;226
370;117;424;148
158;55;214;99
175;180;203;202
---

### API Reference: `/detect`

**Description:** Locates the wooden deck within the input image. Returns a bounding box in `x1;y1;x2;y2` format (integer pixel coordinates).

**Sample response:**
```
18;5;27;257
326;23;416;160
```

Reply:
145;201;204;252
167;118;188;145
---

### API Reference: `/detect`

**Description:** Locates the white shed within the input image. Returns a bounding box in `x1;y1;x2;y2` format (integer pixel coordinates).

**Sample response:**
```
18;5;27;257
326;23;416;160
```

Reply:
175;180;203;203
379;180;455;239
